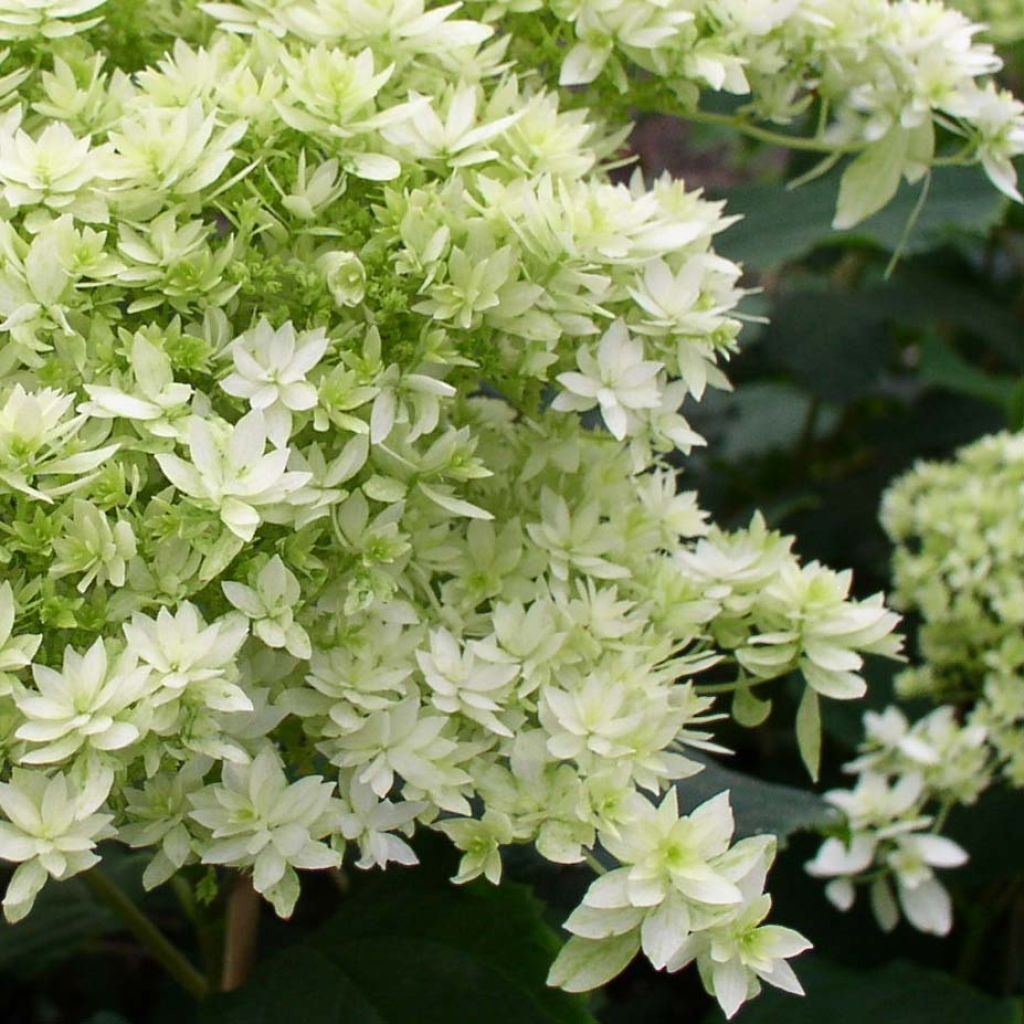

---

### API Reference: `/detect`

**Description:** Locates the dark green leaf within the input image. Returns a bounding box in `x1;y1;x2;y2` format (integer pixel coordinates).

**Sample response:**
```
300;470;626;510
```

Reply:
201;863;595;1024
0;848;153;978
755;291;890;403
945;786;1024;886
718;167;1006;271
709;956;1023;1024
676;754;834;841
867;270;1024;369
710;382;839;461
1006;379;1024;430
918;333;1018;407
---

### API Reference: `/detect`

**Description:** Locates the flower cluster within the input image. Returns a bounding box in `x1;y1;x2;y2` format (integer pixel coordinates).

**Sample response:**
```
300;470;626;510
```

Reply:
0;0;965;1015
471;0;1024;222
809;432;1024;936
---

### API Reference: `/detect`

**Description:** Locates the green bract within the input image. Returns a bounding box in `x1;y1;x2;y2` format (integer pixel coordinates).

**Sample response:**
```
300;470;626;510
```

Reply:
2;0;1016;1016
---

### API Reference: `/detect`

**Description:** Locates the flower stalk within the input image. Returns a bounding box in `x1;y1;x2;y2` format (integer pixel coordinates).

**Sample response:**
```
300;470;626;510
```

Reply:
82;867;209;1002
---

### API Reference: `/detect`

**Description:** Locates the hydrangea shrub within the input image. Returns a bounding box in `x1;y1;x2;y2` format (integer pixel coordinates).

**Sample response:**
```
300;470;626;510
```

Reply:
809;433;1024;938
0;0;1017;1016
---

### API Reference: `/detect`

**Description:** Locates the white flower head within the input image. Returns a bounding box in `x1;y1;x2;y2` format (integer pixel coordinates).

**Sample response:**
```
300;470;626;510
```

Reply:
553;321;663;440
222;319;330;447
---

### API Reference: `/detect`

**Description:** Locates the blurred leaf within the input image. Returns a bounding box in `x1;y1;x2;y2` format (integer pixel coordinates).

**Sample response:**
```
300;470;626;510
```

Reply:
755;291;890;402
868;270;1024;368
709;382;839;462
1005;379;1024;430
676;754;834;841
918;334;1018;407
709;956;1023;1023
945;787;1024;886
201;862;595;1024
719;167;1006;271
0;848;153;978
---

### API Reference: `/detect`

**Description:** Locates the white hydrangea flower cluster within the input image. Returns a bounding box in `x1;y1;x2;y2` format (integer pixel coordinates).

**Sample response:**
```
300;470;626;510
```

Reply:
0;0;955;1015
809;432;1024;937
470;0;1024;223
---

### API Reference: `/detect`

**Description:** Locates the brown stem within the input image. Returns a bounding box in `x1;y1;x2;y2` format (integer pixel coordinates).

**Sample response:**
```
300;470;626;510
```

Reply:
220;873;261;993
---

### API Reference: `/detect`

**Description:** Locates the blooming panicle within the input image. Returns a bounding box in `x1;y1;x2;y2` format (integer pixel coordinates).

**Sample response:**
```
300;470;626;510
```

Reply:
809;431;1024;939
0;0;944;1009
482;0;1024;215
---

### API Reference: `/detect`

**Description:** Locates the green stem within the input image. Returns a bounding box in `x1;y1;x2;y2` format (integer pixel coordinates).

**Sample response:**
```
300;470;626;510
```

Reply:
584;852;608;876
682;108;865;154
83;868;209;1002
695;675;777;696
931;796;955;833
171;874;221;990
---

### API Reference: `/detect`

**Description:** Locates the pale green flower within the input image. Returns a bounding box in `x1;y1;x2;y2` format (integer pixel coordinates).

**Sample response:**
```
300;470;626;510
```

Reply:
553;321;663;441
222;555;311;658
415;627;518;737
155;411;312;540
122;603;250;710
435;809;517;883
316;250;366;307
0;0;107;40
0;767;114;922
337;775;425;870
0;385;118;501
221;319;329;446
121;757;212;889
188;747;341;916
14;638;152;764
0;582;41;693
0;122;116;221
83;333;193;437
50;499;137;592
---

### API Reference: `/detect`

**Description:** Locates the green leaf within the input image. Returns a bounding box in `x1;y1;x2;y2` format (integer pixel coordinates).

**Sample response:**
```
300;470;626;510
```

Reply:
675;754;834;841
945;786;1024;885
918;333;1018;408
795;687;822;782
755;291;889;403
834;128;910;230
708;382;839;462
0;848;159;978
711;956;1023;1024
1006;379;1024;430
201;863;596;1024
718;167;1006;271
866;269;1024;369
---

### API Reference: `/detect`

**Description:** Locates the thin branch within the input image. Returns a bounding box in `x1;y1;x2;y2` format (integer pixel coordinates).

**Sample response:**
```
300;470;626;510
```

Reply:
683;108;865;154
82;867;209;1002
